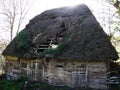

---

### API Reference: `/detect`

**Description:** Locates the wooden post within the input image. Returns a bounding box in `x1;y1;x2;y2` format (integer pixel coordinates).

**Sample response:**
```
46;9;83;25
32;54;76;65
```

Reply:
35;61;38;80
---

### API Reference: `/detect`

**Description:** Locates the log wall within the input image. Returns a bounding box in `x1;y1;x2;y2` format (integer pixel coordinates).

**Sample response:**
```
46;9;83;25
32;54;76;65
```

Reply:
5;57;109;89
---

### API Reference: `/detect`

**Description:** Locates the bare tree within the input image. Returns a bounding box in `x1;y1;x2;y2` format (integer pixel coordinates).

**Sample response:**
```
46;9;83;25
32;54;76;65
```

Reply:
0;0;33;41
0;0;34;74
0;39;8;74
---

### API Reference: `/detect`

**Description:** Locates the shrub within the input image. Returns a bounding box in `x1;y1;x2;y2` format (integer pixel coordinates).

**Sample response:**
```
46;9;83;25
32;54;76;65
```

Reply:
0;76;28;90
0;79;71;90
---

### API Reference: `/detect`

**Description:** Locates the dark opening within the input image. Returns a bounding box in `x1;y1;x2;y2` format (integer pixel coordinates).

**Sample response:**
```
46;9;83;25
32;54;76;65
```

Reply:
56;65;64;68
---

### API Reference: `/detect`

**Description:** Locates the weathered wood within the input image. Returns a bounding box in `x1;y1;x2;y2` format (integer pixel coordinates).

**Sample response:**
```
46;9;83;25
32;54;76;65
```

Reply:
6;56;18;60
5;58;109;89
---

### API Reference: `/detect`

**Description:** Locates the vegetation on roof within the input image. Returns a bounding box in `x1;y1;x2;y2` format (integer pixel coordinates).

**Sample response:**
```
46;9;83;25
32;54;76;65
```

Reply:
41;34;70;56
16;29;31;50
42;43;64;56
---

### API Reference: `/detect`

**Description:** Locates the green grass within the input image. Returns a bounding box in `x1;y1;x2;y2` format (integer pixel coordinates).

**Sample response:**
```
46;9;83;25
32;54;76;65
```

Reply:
0;76;28;90
27;81;71;90
0;78;119;90
0;77;71;90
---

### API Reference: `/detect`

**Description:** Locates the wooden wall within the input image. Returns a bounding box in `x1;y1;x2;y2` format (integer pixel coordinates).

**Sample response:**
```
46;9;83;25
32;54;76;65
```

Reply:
5;57;109;89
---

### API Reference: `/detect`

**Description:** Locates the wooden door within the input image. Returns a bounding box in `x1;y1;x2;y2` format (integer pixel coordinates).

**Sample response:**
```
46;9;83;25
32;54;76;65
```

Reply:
72;65;88;87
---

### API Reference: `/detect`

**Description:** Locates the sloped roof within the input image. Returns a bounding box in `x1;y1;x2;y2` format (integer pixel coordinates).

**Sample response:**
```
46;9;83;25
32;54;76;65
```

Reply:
2;4;119;61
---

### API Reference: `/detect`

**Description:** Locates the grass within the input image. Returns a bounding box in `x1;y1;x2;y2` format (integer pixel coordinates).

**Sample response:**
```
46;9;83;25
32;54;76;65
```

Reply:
0;76;119;90
27;81;71;90
0;78;71;90
0;76;28;90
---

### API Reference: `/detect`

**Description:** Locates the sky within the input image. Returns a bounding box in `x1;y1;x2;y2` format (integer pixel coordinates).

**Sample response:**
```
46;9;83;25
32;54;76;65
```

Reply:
30;0;111;19
0;0;117;41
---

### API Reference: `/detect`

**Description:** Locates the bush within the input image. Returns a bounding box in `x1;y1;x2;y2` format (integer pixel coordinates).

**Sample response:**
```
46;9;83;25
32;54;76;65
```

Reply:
0;78;72;90
0;76;28;90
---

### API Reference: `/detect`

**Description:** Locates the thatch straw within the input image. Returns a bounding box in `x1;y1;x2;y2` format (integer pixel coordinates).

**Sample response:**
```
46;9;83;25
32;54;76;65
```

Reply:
2;4;119;61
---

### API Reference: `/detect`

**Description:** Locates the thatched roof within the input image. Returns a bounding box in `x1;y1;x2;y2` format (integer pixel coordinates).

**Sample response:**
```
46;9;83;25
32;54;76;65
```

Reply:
2;4;119;61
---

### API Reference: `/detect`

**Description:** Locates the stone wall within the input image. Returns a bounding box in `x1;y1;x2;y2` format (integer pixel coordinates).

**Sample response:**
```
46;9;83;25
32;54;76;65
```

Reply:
5;57;109;89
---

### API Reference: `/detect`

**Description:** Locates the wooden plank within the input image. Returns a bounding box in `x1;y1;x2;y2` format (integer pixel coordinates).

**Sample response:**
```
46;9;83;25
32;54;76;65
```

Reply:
39;45;49;46
6;56;18;60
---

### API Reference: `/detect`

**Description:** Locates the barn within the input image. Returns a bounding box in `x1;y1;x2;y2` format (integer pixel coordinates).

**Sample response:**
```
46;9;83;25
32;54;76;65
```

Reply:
2;4;118;89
